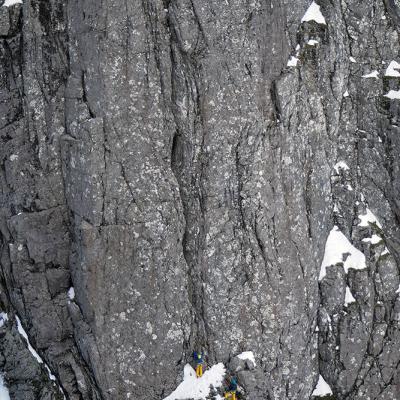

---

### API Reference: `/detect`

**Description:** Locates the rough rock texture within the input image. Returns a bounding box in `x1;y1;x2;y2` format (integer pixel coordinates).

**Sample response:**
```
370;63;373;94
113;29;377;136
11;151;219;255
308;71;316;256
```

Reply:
1;0;400;399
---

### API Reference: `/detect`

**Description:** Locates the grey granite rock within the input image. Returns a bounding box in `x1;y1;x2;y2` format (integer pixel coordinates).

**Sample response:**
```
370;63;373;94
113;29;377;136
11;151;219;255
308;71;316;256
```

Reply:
1;0;400;399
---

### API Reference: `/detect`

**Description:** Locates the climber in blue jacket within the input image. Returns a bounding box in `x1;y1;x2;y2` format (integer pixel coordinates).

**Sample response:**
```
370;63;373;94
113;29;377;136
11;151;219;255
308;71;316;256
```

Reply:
228;377;238;392
225;377;238;399
193;351;204;377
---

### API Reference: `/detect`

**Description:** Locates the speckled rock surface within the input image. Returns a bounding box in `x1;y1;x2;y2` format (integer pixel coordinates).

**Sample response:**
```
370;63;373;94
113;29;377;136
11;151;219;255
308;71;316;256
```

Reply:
1;1;400;399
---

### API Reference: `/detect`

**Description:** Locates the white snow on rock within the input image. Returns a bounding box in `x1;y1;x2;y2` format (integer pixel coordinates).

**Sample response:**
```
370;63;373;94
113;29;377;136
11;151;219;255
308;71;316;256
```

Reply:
312;375;333;396
358;208;382;229
362;234;381;245
0;313;8;328
237;351;256;366
396;285;400;294
384;90;400;99
362;70;379;79
319;226;366;280
301;2;326;25
307;39;319;46
0;375;10;400
164;363;226;400
345;286;356;305
287;56;299;67
68;287;75;300
333;161;350;174
16;316;44;364
343;90;349;97
16;316;58;382
2;0;22;6
385;61;400;77
349;56;357;63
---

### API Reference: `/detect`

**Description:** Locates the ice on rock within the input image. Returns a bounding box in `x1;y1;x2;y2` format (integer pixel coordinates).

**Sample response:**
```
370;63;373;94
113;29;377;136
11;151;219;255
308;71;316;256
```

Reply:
319;226;366;281
164;363;226;400
312;375;333;396
301;2;326;25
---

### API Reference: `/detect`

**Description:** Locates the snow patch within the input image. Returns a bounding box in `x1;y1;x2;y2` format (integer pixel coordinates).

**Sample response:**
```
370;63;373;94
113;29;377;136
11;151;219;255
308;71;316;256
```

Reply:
9;154;18;161
343;90;349;97
16;316;44;364
312;375;333;396
301;2;326;25
3;0;22;6
362;70;379;79
358;208;382;229
287;56;299;67
345;286;356;305
164;363;226;400
16;316;58;383
237;351;256;366
333;161;349;174
0;313;8;328
384;90;400;99
362;234;381;245
319;226;366;281
307;39;319;46
385;61;400;77
68;287;75;300
0;375;10;400
349;56;357;63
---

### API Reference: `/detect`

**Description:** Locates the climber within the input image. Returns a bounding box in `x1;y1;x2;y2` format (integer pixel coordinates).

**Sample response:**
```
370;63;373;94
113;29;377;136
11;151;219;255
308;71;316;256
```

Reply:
224;377;238;400
193;351;204;377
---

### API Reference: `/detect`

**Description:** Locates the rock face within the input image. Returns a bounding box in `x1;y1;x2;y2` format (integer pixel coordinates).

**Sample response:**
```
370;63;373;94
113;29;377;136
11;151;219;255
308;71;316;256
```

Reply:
0;0;400;399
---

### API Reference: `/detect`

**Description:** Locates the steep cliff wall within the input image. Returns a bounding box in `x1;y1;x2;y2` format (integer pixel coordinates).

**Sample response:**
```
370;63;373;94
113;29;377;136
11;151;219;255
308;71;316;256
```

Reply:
0;1;400;399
